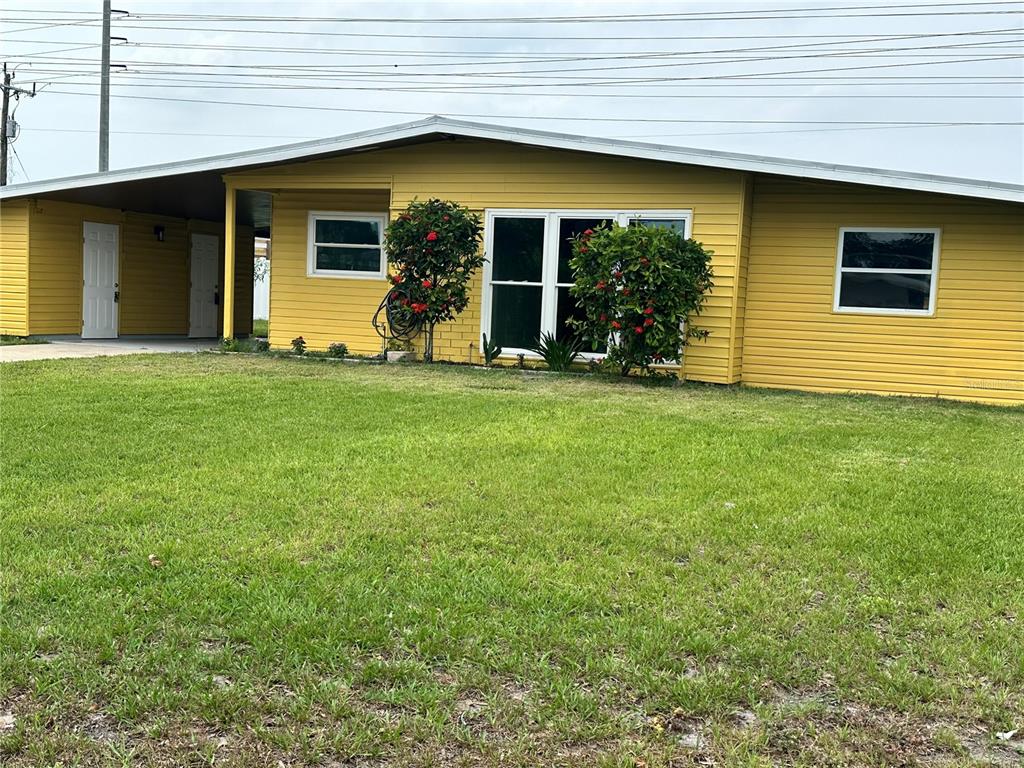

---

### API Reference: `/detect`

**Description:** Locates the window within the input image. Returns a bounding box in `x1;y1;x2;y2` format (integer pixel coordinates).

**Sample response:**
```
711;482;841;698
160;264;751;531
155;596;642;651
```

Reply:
307;212;387;278
834;228;940;315
482;210;692;354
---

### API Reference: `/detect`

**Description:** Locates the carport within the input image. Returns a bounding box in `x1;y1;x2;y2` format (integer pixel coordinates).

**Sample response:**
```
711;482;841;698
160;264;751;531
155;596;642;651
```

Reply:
0;155;271;341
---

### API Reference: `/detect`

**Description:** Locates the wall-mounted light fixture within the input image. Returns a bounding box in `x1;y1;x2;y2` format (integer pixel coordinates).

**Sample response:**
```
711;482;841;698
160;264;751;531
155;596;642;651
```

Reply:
153;225;165;242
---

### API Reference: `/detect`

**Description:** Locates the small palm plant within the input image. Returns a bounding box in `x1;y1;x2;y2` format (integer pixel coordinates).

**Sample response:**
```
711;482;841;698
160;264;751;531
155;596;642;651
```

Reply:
531;332;581;372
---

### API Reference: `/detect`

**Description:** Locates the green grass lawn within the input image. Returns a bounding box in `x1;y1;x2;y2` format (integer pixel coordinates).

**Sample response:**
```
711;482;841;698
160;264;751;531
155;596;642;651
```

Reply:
1;356;1022;767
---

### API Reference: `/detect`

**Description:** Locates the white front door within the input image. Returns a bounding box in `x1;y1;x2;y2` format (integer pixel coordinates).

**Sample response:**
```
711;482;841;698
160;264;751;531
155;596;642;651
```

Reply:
189;233;219;338
82;221;119;339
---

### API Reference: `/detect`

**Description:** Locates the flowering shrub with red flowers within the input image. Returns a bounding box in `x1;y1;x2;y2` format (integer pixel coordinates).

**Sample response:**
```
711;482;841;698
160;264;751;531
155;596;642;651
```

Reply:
568;224;713;375
383;199;483;360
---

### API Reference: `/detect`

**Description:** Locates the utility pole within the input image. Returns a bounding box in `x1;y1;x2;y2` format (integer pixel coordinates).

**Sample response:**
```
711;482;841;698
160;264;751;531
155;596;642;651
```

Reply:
1;65;10;186
98;0;112;171
1;64;36;186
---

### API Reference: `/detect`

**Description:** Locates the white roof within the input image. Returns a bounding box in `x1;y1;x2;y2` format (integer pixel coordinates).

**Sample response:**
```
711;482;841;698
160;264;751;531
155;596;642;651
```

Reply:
2;115;1021;204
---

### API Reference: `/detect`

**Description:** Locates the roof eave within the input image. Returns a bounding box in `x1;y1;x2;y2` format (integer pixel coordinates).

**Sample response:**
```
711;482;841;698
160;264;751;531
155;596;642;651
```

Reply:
1;115;1021;204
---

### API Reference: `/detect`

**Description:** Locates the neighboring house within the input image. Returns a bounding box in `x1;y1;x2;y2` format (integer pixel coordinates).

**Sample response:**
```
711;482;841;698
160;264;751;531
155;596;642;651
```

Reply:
0;116;1020;404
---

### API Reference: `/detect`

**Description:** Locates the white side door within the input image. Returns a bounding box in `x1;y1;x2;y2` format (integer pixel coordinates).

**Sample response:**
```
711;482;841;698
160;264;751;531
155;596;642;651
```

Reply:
189;233;220;338
82;222;119;339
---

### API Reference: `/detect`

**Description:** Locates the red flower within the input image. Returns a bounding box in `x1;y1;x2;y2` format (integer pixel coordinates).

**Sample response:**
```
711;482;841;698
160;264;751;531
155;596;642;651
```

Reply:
412;302;428;314
389;291;398;301
442;214;450;221
390;273;403;285
599;313;607;322
401;298;410;306
583;228;594;236
426;231;438;242
614;270;623;278
580;246;589;253
643;317;654;327
643;307;654;315
595;280;606;290
422;279;432;288
622;288;631;296
634;326;644;334
611;320;621;330
640;257;650;266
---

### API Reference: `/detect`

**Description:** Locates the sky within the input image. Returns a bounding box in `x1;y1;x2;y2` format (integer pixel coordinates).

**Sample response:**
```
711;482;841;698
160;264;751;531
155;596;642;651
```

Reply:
2;0;1023;185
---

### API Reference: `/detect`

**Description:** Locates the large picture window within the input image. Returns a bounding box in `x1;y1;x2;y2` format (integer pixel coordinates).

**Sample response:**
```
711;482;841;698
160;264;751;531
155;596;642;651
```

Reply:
482;209;692;355
833;228;940;315
307;212;387;279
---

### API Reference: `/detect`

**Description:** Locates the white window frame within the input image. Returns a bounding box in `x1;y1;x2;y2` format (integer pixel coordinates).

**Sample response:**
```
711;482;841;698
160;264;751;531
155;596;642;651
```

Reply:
481;208;693;358
306;211;388;280
833;227;941;317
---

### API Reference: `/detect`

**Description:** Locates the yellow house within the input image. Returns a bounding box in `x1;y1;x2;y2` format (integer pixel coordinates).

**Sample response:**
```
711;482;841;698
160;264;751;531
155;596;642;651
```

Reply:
1;117;1021;404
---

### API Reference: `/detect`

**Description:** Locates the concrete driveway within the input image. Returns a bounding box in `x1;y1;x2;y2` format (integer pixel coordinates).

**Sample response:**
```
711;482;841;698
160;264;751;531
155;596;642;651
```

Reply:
0;338;218;363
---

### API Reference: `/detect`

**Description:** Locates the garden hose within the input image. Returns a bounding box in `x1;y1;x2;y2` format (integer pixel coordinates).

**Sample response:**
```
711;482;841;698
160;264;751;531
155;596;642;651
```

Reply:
372;285;424;342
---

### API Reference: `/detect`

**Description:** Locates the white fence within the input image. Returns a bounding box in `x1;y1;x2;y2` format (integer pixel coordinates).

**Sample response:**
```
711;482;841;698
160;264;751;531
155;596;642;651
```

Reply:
253;257;270;320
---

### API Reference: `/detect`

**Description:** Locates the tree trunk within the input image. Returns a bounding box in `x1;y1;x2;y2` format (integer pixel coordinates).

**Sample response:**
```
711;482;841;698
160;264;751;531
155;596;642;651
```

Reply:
423;323;435;363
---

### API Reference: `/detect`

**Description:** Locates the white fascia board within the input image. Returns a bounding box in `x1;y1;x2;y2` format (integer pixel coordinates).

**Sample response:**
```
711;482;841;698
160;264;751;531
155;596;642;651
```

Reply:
2;115;1022;204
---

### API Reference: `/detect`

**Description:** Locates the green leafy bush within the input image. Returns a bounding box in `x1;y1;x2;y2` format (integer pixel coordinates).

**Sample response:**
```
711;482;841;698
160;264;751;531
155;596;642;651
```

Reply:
290;336;306;356
530;332;581;372
327;342;348;359
569;224;713;376
384;199;484;361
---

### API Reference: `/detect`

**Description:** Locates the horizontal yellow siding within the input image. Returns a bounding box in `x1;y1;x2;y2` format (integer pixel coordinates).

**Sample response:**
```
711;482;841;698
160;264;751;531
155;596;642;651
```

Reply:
120;216;188;335
743;178;1024;405
29;200;120;335
0;199;30;335
265;189;391;354
25;199;252;337
233;139;745;380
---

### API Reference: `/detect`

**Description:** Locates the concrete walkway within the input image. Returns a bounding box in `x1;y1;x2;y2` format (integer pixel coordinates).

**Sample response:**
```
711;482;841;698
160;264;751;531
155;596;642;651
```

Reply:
0;338;218;363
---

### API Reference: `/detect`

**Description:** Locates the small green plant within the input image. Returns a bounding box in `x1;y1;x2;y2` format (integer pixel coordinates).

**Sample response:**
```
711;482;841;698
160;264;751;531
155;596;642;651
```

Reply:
531;332;581;372
516;353;526;369
254;338;270;353
386;338;411;352
290;336;306;356
327;342;348;359
221;337;240;352
480;333;503;366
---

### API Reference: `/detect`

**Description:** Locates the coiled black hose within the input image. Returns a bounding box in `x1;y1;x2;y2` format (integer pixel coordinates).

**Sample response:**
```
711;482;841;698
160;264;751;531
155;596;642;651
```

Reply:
372;285;425;342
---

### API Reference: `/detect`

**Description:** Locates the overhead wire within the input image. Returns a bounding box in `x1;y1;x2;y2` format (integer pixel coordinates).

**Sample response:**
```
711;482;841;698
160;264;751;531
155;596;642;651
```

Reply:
40;88;1024;126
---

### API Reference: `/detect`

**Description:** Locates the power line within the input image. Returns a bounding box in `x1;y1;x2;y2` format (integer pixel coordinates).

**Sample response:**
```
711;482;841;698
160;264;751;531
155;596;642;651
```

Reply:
7;19;1023;43
33;72;1024;99
27;127;318;139
7;30;1024;49
10;47;1022;86
41;88;1024;125
6;29;1020;71
624;121;1010;139
5;35;1020;67
5;0;1021;23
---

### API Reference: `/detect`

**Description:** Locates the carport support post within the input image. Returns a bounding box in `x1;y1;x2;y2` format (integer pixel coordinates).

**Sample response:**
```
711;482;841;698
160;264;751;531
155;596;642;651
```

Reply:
222;185;236;339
